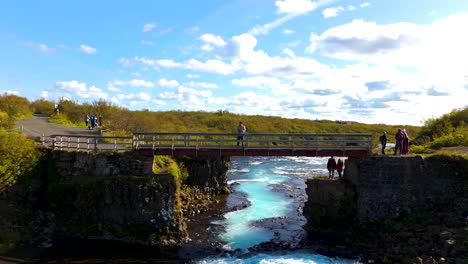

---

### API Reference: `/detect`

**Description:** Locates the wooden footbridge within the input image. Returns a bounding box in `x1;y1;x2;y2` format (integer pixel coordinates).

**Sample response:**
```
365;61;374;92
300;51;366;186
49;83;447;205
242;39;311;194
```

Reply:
40;132;372;157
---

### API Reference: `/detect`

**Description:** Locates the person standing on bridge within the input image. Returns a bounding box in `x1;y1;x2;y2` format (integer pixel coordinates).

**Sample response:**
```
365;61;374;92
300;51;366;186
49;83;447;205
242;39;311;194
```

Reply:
84;115;90;128
327;156;337;178
394;129;403;155
379;131;388;155
237;121;246;147
336;158;344;178
402;129;410;155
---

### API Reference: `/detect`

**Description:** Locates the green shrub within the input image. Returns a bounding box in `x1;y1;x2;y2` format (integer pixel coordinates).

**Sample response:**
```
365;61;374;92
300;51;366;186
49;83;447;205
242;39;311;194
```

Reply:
429;134;468;149
0;131;41;192
410;145;431;154
0;111;8;129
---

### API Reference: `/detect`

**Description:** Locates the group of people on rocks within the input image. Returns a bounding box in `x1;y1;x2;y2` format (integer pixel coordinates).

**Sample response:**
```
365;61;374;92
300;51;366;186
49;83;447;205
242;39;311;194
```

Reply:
379;128;410;155
84;114;102;129
327;156;344;178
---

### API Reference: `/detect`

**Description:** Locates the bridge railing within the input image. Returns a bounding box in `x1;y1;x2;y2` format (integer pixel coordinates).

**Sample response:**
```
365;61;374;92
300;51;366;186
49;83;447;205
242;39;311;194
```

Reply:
40;132;373;155
43;134;133;151
133;132;372;152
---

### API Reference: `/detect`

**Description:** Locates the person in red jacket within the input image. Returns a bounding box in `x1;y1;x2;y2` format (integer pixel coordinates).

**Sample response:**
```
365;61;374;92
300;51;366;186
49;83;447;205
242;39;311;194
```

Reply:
336;159;344;178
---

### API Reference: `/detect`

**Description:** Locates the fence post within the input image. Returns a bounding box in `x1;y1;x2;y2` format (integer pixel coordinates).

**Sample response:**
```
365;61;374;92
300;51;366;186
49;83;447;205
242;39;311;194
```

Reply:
132;134;137;150
94;138;98;151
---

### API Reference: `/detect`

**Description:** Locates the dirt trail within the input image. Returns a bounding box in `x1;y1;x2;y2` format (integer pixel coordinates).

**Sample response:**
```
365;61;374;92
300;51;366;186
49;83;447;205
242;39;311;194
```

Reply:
15;115;98;139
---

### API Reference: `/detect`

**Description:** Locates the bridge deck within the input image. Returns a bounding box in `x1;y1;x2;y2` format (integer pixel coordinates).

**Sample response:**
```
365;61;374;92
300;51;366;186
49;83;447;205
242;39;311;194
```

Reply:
42;132;372;157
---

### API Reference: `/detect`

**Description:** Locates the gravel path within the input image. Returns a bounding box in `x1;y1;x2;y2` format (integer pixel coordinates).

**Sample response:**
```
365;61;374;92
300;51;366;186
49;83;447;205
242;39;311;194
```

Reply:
15;115;99;139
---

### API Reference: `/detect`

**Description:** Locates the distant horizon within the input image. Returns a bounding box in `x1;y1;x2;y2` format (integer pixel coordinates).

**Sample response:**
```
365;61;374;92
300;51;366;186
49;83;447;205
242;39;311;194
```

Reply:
1;0;468;126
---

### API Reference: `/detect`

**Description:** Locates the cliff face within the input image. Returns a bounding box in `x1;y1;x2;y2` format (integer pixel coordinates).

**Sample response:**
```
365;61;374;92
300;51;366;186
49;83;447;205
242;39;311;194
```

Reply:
305;156;466;225
304;155;468;262
2;150;230;249
177;156;230;193
45;151;185;245
344;156;464;223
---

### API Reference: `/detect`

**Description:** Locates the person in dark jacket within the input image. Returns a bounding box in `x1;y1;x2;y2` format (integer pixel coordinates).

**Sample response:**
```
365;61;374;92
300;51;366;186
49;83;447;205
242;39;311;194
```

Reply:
336;159;344;178
394;129;403;155
327;156;337;178
379;131;388;155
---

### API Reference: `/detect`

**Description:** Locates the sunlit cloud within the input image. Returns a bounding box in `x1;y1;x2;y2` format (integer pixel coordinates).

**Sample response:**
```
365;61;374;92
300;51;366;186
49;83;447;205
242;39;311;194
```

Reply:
79;44;97;54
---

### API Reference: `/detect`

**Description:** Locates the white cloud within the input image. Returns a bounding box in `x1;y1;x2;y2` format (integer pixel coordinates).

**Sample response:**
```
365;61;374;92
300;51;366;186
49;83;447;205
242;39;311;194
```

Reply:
158;78;179;87
20;42;55;53
232;76;286;90
275;0;327;14
130;56;241;75
0;90;20;95
347;5;356;11
158;86;213;109
118;58;133;67
88;86;107;98
141;40;154;46
119;92;152;101
38;44;54;52
185;26;200;34
79;44;97;54
185;81;218;89
53;80;107;99
282;48;296;58
360;2;370;8
306;14;468;79
249;15;296;36
114;79;154;88
249;0;333;35
200;33;227;47
282;29;295;35
107;83;121;92
55;80;87;93
152;99;166;106
322;6;344;18
143;23;156;32
201;44;213;52
187;74;200;78
40;91;48;98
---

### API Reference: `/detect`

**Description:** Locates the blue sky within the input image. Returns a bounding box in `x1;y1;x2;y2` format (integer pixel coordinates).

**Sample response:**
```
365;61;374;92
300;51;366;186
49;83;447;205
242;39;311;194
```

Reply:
1;0;468;125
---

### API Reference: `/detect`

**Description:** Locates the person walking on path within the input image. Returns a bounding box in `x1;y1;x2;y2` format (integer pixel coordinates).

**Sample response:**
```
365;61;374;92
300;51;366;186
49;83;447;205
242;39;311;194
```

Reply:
394;129;403;155
84;115;90;128
327;156;337;178
237;121;246;146
98;115;103;127
379;131;388;155
90;115;96;129
402;129;410;154
336;159;344;178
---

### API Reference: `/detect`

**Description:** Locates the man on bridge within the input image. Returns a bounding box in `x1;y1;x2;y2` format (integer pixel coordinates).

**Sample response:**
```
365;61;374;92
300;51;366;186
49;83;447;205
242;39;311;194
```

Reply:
237;121;246;146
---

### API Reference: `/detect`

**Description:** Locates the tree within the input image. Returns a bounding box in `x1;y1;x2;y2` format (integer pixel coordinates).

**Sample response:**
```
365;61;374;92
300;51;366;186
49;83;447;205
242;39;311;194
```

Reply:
0;94;32;127
30;99;55;115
